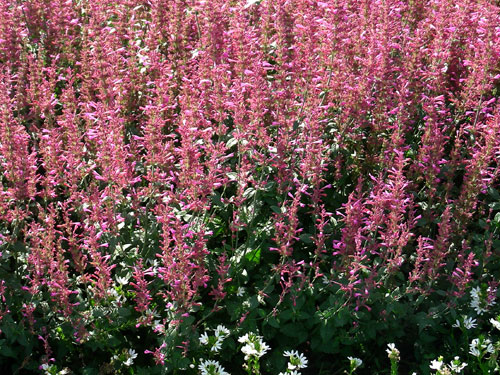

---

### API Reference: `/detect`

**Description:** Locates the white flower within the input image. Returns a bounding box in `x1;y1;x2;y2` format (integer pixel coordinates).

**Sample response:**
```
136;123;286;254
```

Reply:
236;287;246;297
238;332;269;360
470;338;495;357
449;356;467;372
211;337;223;352
241;343;259;358
283;350;308;370
386;343;400;361
123;348;137;366
198;359;230;375
469;342;481;357
490;318;500;331
200;332;209;345
470;286;495;315
348;356;363;369
463;316;477;329
238;333;249;344
452;320;461;328
430;358;443;371
215;325;230;338
115;276;129;285
200;327;227;353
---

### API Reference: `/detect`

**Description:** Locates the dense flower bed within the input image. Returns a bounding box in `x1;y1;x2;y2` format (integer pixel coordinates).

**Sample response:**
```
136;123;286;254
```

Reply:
0;0;500;374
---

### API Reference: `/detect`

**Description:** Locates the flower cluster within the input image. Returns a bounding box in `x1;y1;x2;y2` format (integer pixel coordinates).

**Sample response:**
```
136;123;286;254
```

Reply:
452;316;477;330
238;332;270;361
470;286;497;315
430;356;467;374
386;343;400;362
198;359;230;375
469;337;495;358
199;325;231;353
278;350;308;374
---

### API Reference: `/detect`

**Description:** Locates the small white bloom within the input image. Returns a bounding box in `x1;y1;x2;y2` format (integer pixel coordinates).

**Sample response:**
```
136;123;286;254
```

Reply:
238;333;249;344
452;319;461;328
463;316;477;329
200;332;209;345
215;325;230;338
198;359;229;375
469;345;481;357
348;356;363;369
490;317;500;331
430;358;443;371
241;343;259;359
470;286;496;315
449;356;467;372
211;337;223;352
236;287;246;297
123;349;137;366
239;332;269;360
115;276;129;285
283;350;308;370
469;337;494;357
386;343;400;361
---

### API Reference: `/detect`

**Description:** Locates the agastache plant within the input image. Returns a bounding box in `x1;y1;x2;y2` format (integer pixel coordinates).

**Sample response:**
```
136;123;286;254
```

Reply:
0;0;499;373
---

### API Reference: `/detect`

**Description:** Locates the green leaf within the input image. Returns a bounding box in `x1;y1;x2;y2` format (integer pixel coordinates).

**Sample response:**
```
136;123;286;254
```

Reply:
245;248;261;264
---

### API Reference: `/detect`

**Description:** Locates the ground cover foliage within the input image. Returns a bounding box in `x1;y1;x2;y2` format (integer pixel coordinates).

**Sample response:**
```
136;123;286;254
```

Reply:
0;0;500;374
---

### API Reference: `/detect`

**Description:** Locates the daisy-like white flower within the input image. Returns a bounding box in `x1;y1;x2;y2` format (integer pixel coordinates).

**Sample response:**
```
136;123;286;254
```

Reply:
198;359;230;375
429;358;443;371
200;332;210;345
236;287;246;297
283;350;308;370
238;332;270;360
215;325;230;338
470;337;494;357
211;338;223;352
470;286;496;315
238;333;249;344
200;326;229;353
449;356;467;372
463;316;477;329
124;349;138;367
348;356;363;370
490;317;500;331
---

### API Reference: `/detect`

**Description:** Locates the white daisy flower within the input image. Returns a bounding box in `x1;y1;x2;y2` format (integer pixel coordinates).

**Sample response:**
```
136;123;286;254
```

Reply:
463;316;477;329
198;359;230;375
124;349;137;367
238;332;269;360
470;338;494;357
215;325;230;338
490;317;500;331
200;332;209;345
430;358;443;371
449;356;467;372
283;350;308;370
211;337;223;352
470;286;496;315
